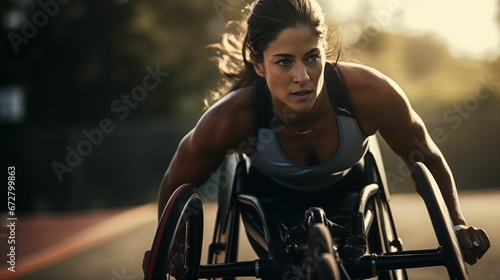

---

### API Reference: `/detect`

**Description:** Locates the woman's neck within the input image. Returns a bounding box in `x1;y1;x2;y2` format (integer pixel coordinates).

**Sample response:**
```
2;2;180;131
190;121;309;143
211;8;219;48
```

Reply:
271;86;329;134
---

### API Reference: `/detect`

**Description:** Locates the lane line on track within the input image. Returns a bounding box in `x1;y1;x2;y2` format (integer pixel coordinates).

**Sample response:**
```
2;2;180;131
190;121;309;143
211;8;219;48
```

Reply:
0;203;157;279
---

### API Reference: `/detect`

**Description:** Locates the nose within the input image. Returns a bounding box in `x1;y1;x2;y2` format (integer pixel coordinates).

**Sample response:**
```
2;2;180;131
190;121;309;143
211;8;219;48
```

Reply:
293;63;310;84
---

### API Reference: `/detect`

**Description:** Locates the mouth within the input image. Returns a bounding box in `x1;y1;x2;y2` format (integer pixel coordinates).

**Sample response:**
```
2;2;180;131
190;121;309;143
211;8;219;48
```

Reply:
291;89;314;100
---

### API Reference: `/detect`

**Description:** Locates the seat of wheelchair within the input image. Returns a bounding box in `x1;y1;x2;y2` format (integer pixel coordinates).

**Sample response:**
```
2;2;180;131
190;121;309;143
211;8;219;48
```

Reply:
238;192;360;257
236;165;367;259
213;137;391;260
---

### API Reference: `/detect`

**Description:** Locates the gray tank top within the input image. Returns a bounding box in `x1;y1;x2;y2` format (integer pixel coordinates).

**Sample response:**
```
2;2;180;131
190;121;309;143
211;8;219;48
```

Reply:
250;63;368;191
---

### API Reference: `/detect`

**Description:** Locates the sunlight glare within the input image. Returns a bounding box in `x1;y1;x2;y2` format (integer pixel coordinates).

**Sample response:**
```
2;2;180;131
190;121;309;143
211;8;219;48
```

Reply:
325;0;499;58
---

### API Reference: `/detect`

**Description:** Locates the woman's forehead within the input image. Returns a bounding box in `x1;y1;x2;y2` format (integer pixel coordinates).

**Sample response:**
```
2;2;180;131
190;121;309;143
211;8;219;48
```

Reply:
264;26;324;57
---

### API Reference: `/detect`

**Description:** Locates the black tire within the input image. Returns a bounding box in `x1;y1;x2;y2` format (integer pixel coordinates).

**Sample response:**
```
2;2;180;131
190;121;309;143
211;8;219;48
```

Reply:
413;162;469;280
306;224;341;280
207;207;240;280
207;155;244;280
145;184;204;280
366;196;408;280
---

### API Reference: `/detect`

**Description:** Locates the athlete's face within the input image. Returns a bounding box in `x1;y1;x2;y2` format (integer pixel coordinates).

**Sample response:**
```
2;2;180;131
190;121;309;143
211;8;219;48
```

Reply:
254;25;326;115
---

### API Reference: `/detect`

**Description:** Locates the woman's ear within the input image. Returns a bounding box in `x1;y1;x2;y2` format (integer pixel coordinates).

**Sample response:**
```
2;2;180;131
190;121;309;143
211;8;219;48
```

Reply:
253;61;266;78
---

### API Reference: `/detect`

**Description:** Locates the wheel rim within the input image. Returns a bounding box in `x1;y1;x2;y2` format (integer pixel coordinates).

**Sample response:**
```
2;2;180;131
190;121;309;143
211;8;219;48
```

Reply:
146;184;203;280
166;218;196;279
413;163;469;280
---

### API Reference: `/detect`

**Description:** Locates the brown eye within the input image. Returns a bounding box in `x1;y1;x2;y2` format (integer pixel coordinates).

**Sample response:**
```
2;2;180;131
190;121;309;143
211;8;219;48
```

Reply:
306;54;321;62
276;60;292;67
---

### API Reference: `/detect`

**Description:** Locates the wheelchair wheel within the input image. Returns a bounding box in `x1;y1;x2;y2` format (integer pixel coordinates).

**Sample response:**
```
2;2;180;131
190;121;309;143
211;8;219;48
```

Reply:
145;184;204;280
413;162;469;280
306;224;341;280
207;206;240;280
368;195;408;280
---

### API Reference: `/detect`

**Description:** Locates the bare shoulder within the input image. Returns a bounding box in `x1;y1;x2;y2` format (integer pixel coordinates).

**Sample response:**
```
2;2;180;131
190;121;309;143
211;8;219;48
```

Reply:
337;62;413;135
190;86;254;152
337;62;397;93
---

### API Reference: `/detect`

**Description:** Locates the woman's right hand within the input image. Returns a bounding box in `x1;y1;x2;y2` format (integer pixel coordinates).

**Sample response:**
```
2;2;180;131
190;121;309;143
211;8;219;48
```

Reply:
142;250;151;277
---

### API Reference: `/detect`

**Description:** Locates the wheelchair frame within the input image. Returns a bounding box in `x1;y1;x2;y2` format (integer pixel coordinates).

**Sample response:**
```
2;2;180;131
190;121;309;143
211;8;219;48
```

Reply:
145;136;469;279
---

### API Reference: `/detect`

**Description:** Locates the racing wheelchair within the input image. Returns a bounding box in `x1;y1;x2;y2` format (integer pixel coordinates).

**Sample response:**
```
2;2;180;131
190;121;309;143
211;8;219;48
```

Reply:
144;136;469;279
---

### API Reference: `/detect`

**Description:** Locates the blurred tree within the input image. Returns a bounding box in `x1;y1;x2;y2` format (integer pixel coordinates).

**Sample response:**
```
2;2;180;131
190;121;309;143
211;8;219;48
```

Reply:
0;0;250;212
0;0;240;126
403;35;446;79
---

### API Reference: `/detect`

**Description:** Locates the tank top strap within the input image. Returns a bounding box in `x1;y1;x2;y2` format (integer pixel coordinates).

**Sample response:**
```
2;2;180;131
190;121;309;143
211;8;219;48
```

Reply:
325;63;367;136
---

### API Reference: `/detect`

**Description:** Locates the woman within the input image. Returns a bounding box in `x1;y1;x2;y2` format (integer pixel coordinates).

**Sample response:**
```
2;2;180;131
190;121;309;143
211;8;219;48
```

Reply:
156;0;489;267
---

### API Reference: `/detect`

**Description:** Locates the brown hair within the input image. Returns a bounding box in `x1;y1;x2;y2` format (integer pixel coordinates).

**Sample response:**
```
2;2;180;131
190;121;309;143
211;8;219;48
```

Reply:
205;0;340;108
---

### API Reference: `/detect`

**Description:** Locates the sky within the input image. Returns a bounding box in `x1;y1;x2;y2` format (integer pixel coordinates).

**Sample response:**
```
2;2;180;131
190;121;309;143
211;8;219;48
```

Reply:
324;0;500;59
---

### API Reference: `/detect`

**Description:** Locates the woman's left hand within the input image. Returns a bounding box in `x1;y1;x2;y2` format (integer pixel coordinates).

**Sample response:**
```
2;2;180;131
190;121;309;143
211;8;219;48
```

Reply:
454;225;490;265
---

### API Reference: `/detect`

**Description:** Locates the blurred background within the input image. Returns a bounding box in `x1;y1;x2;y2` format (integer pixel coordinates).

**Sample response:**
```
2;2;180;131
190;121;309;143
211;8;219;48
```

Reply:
1;0;498;213
0;0;499;278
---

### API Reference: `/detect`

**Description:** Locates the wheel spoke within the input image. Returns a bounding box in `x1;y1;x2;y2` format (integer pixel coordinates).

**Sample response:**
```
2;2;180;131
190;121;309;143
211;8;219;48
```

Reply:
145;185;203;280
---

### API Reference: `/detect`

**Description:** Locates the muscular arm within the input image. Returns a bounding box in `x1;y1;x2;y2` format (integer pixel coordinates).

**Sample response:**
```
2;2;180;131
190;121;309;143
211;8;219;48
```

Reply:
157;88;253;218
375;84;466;225
345;63;489;264
345;64;465;224
157;129;226;218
